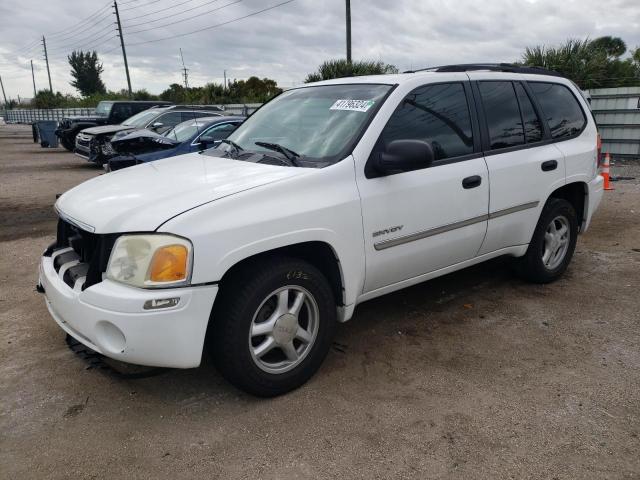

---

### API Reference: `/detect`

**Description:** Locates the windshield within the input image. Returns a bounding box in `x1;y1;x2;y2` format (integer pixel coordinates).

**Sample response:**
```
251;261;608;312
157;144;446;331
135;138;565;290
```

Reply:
95;101;113;117
165;119;210;142
122;109;164;127
224;84;392;162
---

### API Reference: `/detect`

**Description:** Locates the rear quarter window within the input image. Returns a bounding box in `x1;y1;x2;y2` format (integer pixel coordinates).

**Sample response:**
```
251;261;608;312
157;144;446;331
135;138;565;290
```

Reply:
528;82;586;139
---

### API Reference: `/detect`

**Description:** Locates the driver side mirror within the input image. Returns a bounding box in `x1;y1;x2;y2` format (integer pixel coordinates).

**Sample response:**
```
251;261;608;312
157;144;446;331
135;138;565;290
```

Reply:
373;139;434;176
151;121;164;131
198;136;218;150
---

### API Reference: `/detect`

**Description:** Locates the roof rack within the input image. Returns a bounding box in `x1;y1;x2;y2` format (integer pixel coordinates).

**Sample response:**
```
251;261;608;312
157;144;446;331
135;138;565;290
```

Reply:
404;63;564;77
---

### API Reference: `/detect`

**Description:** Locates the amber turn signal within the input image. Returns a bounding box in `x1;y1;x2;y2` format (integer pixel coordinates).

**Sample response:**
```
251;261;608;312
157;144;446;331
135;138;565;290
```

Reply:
148;245;189;283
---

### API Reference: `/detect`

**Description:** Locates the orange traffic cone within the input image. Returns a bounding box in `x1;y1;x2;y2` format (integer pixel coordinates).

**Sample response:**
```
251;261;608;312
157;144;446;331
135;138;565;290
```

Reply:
601;153;614;191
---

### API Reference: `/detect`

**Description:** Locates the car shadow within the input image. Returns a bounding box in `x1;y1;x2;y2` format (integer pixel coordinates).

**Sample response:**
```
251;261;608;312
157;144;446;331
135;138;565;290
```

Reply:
65;256;521;404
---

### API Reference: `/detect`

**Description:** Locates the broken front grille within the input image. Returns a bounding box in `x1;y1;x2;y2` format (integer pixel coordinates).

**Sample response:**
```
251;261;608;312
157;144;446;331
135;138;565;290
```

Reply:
44;218;118;290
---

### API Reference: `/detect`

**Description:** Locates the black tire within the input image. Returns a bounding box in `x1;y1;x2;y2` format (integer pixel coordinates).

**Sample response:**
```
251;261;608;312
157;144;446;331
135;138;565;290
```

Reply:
60;134;76;152
210;256;336;397
32;124;39;143
515;197;578;284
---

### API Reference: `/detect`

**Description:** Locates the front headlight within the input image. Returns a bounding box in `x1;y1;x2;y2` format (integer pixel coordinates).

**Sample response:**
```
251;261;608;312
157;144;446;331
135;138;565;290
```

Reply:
106;234;192;288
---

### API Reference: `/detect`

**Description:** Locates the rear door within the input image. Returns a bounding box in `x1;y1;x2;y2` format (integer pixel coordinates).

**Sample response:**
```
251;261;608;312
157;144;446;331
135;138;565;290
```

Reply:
527;82;592;185
470;77;566;255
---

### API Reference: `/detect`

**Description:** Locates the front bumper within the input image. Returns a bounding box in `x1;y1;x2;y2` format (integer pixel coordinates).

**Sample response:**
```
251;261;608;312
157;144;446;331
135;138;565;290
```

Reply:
583;174;604;232
39;255;217;368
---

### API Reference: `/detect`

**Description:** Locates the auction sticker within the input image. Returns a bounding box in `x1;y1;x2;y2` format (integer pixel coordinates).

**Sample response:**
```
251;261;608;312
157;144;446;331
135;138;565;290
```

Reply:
330;99;375;112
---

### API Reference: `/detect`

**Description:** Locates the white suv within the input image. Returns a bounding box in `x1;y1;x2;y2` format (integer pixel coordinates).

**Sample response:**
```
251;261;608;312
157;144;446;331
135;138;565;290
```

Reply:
39;65;603;396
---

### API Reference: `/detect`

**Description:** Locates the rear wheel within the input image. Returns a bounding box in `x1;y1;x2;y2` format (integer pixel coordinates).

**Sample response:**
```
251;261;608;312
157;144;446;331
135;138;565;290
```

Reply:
210;257;336;397
516;198;578;283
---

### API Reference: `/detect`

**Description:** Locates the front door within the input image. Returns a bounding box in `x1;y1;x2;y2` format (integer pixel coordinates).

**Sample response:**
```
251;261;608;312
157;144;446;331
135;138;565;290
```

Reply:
356;82;490;293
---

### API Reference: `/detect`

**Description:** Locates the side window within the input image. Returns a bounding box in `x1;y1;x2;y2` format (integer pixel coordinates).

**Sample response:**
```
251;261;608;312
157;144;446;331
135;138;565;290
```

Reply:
131;104;150;115
200;123;239;141
111;104;133;123
528;82;586;139
514;83;543;143
380;82;474;162
478;81;524;149
152;112;183;128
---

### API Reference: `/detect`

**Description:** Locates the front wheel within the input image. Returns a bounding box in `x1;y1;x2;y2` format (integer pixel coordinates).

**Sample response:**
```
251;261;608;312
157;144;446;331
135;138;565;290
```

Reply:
516;198;578;283
60;134;75;152
210;257;336;397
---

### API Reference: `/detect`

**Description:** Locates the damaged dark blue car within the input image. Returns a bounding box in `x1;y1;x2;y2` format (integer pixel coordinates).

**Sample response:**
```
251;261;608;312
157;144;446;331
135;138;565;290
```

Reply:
106;115;245;171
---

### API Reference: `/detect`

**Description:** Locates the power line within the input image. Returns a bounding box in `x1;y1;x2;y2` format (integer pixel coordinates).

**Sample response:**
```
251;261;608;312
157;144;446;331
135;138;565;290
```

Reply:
123;0;196;20
120;0;163;12
48;8;115;43
127;0;240;35
127;0;295;45
48;34;120;60
47;23;117;54
125;0;223;28
47;1;113;37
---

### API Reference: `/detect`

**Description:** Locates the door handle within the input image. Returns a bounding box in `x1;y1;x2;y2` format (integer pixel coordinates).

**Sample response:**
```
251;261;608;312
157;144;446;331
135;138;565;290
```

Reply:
462;175;482;189
541;160;558;171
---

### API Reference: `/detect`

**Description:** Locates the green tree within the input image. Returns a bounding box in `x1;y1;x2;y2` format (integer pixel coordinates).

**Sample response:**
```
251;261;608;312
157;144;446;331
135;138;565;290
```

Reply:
589;36;627;58
305;59;398;83
34;89;66;108
68;50;106;96
160;83;187;103
521;37;640;89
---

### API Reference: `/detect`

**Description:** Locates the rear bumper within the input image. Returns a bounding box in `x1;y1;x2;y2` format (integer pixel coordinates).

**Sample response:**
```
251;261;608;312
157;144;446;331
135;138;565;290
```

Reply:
583;174;604;232
39;255;217;368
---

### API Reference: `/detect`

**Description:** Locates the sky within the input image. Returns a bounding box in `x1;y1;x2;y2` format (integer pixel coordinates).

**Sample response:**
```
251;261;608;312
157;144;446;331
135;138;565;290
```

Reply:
0;0;639;100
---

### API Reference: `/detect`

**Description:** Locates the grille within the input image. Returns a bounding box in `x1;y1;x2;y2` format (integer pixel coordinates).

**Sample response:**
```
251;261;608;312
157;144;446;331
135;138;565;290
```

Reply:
75;133;92;149
45;218;118;290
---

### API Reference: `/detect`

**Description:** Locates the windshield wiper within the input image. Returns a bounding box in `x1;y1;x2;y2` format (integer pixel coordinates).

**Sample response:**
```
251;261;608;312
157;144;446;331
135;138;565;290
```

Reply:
254;141;301;166
218;138;244;157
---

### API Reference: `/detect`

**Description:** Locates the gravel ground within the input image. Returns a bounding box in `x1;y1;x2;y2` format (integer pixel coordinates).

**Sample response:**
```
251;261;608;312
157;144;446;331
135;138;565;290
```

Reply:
1;123;639;479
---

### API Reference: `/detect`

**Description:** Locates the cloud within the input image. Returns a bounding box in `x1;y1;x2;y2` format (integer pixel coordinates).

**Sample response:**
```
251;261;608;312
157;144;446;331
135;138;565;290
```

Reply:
0;0;638;99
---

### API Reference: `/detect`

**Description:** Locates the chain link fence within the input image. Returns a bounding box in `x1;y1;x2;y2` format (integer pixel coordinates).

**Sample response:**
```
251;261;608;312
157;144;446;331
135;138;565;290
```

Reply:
2;104;263;124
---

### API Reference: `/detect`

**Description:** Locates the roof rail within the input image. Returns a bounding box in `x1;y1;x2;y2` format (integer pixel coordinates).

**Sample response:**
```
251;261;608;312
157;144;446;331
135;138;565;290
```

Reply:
404;63;564;77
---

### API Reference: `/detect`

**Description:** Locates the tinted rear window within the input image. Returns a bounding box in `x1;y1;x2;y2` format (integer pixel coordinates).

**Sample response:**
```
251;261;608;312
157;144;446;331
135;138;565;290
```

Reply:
478;81;524;150
528;82;586;139
514;83;543;143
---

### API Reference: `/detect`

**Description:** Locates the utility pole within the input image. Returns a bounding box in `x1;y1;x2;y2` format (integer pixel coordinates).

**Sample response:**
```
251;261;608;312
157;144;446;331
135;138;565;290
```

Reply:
113;0;132;97
30;60;37;98
345;0;352;63
223;70;227;91
0;75;8;107
42;36;53;92
180;48;189;89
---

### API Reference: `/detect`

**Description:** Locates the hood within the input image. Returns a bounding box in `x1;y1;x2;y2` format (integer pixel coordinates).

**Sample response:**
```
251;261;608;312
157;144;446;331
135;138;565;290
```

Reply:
80;124;136;136
55;152;307;233
111;128;177;155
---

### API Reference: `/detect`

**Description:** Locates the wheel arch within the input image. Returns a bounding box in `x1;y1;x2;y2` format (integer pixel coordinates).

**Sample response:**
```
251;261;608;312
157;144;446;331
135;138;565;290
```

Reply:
215;240;347;310
547;181;588;232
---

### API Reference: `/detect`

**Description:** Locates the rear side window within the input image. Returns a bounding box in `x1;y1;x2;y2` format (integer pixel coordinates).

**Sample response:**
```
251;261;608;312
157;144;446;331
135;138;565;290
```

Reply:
381;82;474;161
153;112;183;128
514;83;543;143
528;82;586;139
478;81;524;149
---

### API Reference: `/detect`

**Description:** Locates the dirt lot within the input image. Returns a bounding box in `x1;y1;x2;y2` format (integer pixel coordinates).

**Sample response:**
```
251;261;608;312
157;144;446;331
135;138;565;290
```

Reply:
1;123;639;479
